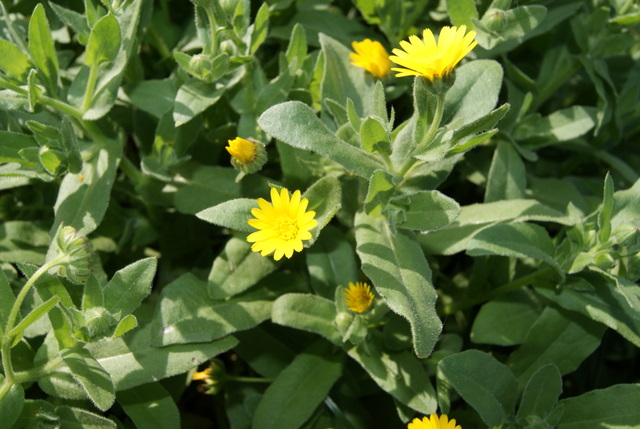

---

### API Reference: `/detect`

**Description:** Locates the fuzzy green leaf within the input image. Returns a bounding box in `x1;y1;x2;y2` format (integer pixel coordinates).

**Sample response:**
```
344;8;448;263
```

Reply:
85;14;121;66
0;377;24;428
485;141;527;202
0;39;32;80
517;364;563;421
271;293;341;345
355;211;441;358
117;383;180;429
558;384;640;429
60;347;115;411
399;190;461;231
103;257;157;320
28;4;59;93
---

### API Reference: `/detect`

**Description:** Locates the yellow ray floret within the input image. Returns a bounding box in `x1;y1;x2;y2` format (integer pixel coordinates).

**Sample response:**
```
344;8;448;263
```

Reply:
407;414;461;429
344;282;374;313
247;188;317;261
390;26;477;81
349;38;392;79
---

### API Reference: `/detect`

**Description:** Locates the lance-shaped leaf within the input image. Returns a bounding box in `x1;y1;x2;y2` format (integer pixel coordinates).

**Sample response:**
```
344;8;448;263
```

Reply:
8;295;60;346
258;101;385;178
364;170;395;217
439;350;518;427
517;364;563;421
271;293;341;345
355;211;442;358
103;257;157;321
28;4;59;94
398;190;460;231
197;199;257;232
558;384;640;428
252;340;343;429
60;347;115;411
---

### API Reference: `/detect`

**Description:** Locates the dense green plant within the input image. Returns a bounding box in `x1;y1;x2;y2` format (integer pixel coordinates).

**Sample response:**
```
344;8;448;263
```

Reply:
1;0;639;428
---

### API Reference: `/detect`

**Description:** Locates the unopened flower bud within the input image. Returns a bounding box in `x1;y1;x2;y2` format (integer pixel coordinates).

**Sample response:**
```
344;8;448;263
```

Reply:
482;8;508;32
189;54;212;80
84;306;116;339
225;137;267;175
53;226;92;284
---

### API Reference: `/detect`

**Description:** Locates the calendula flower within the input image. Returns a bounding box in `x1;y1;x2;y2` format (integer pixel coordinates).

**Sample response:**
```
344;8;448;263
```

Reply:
344;282;374;313
226;137;267;174
350;39;392;78
390;26;477;81
192;360;226;395
247;188;317;261
408;414;461;429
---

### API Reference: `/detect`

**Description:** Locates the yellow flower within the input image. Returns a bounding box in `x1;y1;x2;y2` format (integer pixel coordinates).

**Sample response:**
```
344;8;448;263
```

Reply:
247;188;317;261
344;282;374;313
407;414;461;429
192;368;212;382
390;26;477;81
350;39;392;78
226;137;257;165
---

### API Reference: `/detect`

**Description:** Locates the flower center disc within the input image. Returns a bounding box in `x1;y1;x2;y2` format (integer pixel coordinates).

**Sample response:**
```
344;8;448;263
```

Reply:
275;218;299;241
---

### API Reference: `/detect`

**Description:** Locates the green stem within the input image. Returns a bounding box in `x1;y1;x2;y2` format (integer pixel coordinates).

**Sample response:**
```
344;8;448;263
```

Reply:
442;267;554;315
1;256;63;390
40;95;84;120
418;92;445;149
227;376;274;383
13;356;64;384
119;155;144;186
82;65;99;113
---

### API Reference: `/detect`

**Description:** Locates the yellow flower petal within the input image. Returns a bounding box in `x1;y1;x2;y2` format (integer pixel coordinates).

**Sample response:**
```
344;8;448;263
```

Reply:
344;282;374;313
407;414;461;429
349;38;391;78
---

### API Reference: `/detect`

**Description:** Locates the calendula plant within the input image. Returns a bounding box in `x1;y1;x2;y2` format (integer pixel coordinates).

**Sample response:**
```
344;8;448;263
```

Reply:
1;0;639;428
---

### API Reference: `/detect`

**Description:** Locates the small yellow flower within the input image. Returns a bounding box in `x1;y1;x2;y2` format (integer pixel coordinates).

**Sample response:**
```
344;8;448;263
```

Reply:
226;137;257;165
407;414;461;429
344;282;374;313
350;39;392;78
247;188;318;261
192;368;212;382
390;26;477;81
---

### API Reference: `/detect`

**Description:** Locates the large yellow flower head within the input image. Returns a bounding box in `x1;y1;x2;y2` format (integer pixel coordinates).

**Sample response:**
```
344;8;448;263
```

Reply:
344;282;374;313
247;188;317;261
226;137;256;165
390;26;477;81
350;39;392;79
407;414;461;429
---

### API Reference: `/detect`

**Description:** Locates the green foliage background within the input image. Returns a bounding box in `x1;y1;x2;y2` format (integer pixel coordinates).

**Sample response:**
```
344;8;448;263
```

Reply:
1;0;640;428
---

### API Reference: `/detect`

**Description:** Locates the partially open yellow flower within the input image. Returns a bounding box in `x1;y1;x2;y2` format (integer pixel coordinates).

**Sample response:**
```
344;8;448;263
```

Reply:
350;39;392;78
407;414;461;429
390;26;477;81
226;137;257;165
247;188;317;261
344;282;374;313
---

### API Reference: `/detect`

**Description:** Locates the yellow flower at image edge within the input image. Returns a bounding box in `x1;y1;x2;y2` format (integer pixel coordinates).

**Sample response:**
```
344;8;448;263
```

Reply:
408;414;461;429
344;282;374;313
247;188;317;261
350;38;391;78
390;25;477;81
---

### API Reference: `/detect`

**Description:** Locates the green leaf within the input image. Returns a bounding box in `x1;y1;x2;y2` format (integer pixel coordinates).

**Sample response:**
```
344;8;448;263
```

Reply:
558;384;640;429
419;199;573;255
28;4;59;94
60;347;115;411
0;269;16;338
117;383;180;429
507;306;604;388
123;79;177;119
0;39;32;80
319;33;374;116
258;101;385;177
485;141;527;202
300;175;342;245
151;273;272;346
285;23;307;64
52;136;122;235
8;295;60;345
360;116;391;155
207;235;278;299
82;276;104;312
85;14;121;66
439;350;518;427
306;225;359;299
56;405;117;428
399;190;461;231
446;0;479;29
103;257;157;320
467;222;561;272
252;340;343;429
449;103;510;152
271;293;341;345
597;172;614;243
0;131;37;164
250;3;269;54
348;333;437;414
517;364;563;421
173;78;225;126
536;276;640;348
364;170;395;217
470;290;542;346
443;60;503;128
112;314;137;338
0;377;24;428
514;106;597;146
50;2;90;42
355;211;442;358
196;198;257;232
